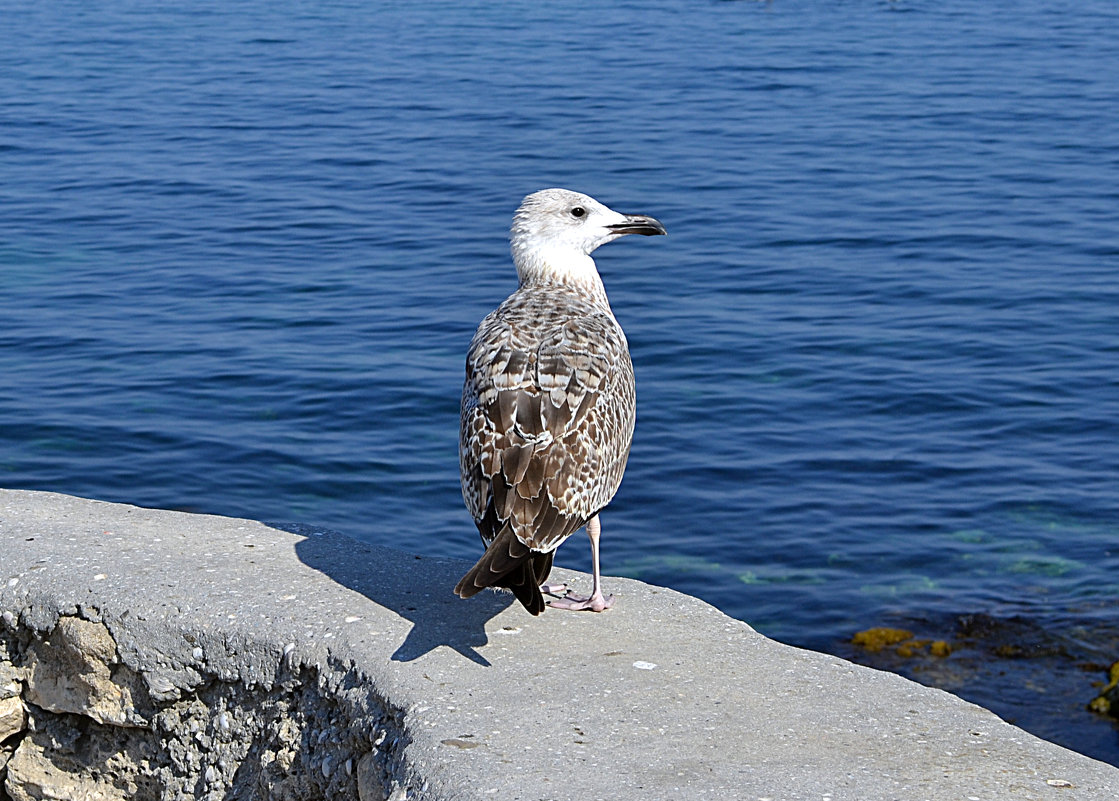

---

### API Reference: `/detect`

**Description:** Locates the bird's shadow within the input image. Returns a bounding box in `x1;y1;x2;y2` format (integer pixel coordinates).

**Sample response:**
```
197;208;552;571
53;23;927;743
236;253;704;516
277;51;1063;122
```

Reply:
277;522;512;667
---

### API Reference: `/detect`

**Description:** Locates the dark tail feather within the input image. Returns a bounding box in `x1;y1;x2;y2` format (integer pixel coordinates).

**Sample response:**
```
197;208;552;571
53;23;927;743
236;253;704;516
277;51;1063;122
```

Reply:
532;550;554;586
454;528;553;616
499;559;547;616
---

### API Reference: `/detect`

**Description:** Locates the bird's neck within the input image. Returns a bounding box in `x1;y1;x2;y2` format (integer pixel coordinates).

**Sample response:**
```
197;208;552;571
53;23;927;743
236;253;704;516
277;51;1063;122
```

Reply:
513;246;610;308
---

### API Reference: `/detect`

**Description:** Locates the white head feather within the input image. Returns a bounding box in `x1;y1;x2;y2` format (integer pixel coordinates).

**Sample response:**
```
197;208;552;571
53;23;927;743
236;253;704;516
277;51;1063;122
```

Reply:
509;188;665;304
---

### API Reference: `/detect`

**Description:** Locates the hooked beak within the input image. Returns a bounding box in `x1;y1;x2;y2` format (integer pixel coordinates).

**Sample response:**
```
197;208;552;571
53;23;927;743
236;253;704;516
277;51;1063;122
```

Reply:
606;214;667;237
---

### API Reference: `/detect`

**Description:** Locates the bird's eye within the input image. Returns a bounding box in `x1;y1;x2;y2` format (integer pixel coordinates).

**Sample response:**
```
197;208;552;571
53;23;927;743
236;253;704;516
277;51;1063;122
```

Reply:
570;206;586;218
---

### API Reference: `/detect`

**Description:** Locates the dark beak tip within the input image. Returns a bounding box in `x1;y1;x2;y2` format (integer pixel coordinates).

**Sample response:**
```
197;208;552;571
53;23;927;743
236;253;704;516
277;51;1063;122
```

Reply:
610;216;667;237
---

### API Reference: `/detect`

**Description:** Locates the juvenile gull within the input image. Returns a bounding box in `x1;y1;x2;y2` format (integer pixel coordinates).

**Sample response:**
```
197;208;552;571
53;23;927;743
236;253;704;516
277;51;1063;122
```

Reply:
454;188;666;615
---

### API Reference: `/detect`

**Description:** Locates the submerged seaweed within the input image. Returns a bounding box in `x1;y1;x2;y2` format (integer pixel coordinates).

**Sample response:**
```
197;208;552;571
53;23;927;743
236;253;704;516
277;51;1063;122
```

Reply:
838;605;1119;766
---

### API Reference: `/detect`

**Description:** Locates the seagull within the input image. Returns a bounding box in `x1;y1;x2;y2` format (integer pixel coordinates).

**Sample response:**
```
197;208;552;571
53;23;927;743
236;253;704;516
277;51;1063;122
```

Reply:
454;188;666;615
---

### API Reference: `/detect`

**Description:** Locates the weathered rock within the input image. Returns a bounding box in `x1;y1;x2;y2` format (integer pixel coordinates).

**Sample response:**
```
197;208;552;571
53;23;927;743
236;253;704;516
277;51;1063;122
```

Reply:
24;617;149;728
4;725;144;801
0;631;402;801
356;752;386;801
0;697;25;744
0;661;23;701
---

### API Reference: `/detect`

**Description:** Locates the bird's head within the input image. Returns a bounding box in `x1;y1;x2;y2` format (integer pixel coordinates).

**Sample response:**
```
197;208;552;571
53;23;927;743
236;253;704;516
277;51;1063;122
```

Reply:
509;188;665;295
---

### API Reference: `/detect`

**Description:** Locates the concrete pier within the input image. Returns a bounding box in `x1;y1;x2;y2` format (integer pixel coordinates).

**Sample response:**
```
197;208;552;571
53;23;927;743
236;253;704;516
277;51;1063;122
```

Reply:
1;489;1116;800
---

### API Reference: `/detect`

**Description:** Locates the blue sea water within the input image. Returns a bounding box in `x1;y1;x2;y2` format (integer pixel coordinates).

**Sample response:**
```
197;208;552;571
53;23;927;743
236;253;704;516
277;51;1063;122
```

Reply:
2;0;1118;764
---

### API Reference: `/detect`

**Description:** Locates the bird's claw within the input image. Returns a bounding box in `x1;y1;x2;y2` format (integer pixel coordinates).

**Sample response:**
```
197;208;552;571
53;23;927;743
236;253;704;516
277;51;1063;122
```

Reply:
546;591;615;612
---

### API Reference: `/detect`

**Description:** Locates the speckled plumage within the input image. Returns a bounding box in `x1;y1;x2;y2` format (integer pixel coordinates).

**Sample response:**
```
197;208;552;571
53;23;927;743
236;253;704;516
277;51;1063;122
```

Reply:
454;189;665;614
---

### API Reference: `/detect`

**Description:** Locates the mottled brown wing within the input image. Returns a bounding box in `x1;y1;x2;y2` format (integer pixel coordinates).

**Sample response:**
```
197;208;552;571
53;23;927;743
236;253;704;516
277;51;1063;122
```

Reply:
459;287;636;558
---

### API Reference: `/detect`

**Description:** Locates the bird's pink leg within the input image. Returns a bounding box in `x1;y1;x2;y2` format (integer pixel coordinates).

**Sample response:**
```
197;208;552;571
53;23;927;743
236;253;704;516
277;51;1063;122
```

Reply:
547;515;615;612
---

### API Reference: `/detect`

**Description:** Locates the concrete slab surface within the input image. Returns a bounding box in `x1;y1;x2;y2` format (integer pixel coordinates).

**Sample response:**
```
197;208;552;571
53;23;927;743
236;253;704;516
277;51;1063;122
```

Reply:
1;489;1116;800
